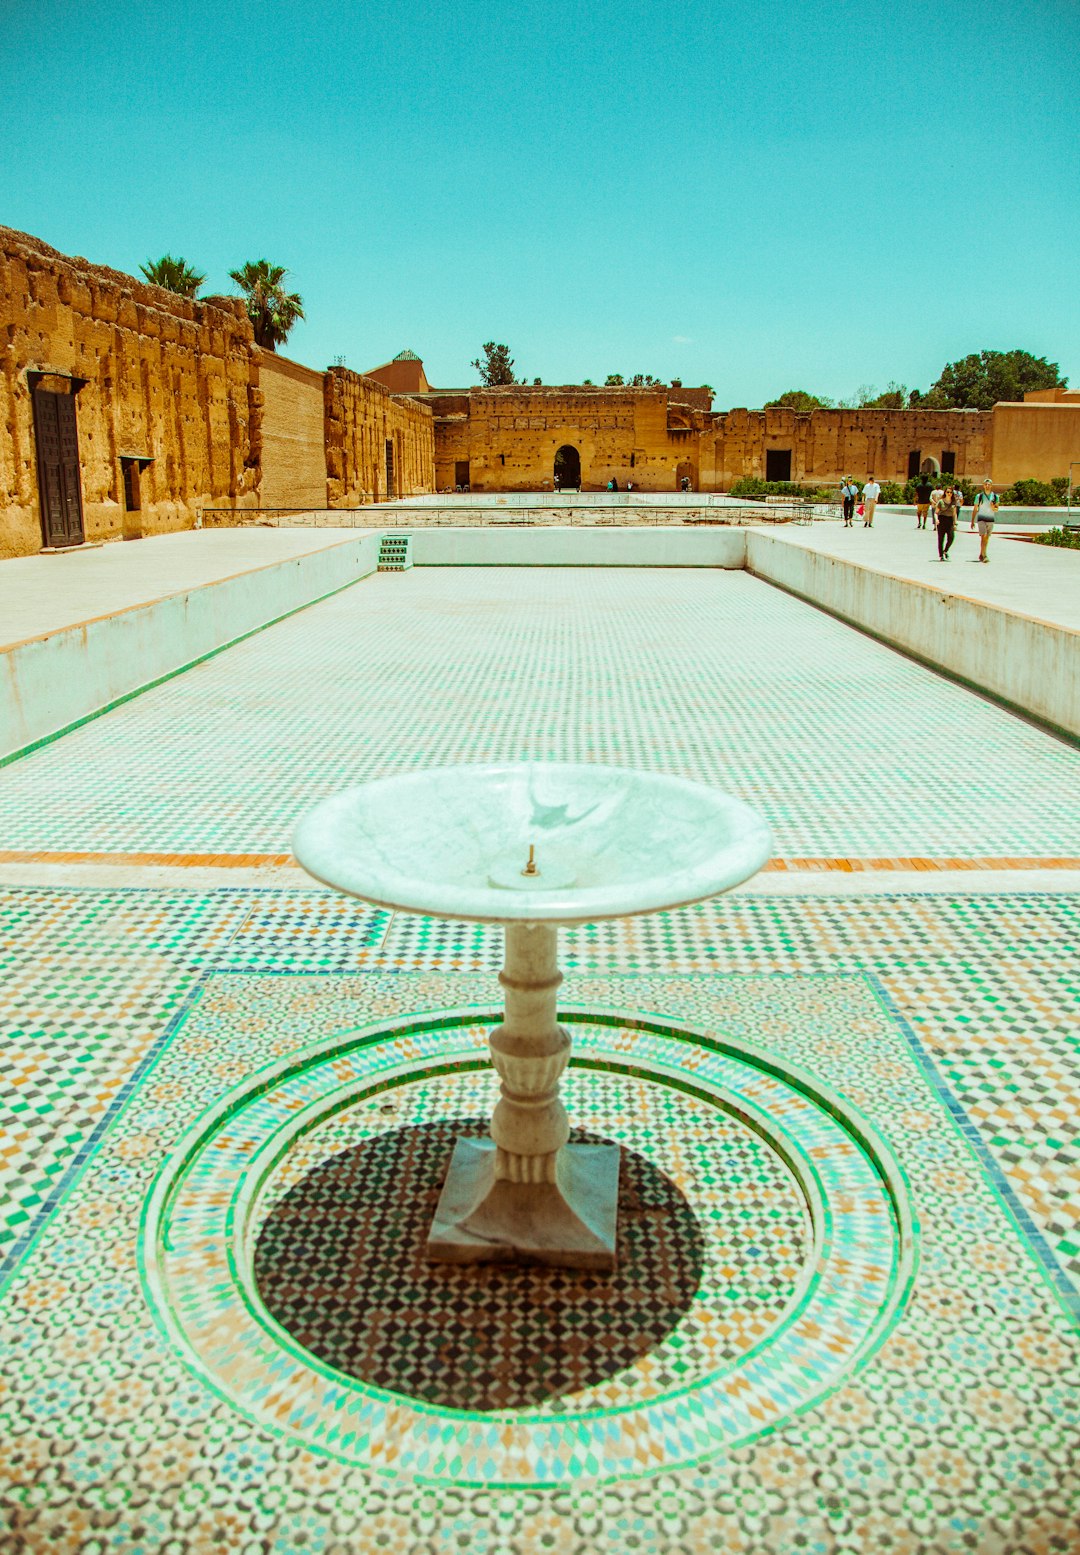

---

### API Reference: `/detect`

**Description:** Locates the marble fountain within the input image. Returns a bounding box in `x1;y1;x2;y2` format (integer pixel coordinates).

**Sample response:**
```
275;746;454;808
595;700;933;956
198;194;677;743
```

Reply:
293;762;773;1270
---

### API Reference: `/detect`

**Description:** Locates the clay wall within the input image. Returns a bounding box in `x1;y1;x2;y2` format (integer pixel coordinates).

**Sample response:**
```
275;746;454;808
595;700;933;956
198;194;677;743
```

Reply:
989;403;1080;487
324;367;434;506
430;388;996;493
257;352;327;509
710;406;993;488
0;225;259;558
430;386;713;492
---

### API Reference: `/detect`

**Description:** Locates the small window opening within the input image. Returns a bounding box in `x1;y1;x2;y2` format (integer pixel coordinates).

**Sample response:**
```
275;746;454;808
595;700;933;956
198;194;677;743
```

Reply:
765;449;792;482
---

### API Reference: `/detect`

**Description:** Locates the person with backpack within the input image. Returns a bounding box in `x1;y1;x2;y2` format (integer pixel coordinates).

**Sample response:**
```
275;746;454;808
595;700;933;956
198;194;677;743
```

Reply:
839;476;860;527
971;478;999;562
934;484;961;560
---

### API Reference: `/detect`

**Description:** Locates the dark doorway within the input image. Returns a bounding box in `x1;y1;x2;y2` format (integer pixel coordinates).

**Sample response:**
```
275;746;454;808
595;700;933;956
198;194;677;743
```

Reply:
941;450;956;475
765;448;792;482
553;445;580;489
385;438;395;498
454;460;470;490
32;387;85;548
907;450;922;480
675;459;696;491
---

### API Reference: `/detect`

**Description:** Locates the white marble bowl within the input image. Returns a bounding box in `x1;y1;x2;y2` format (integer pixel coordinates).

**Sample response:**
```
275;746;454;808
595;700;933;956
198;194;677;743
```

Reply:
293;763;772;924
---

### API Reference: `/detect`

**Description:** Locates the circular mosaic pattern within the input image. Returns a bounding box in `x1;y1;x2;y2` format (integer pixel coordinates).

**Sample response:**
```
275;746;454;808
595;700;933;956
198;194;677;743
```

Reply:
142;1008;912;1486
254;1117;711;1410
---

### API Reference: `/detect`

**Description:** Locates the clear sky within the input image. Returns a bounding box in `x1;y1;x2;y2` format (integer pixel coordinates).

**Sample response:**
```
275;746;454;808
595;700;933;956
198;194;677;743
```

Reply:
2;0;1076;407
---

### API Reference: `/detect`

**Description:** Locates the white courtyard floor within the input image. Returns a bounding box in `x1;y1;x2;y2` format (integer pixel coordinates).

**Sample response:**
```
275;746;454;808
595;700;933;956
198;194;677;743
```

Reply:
1;556;1078;1553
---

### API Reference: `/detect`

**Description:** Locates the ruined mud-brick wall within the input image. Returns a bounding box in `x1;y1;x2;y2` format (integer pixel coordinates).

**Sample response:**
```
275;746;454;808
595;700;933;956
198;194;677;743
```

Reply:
709;406;993;488
429;386;715;491
257;352;327;508
0;226;259;558
324;367;434;505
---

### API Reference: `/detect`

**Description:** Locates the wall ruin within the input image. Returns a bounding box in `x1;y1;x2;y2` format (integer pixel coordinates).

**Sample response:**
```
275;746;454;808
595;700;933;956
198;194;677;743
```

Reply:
0;225;259;559
325;367;434;506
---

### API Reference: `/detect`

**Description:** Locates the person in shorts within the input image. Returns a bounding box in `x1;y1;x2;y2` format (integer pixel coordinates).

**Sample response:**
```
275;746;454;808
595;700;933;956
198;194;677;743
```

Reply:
839;477;859;526
971;478;999;562
862;476;881;527
913;474;932;529
934;485;960;560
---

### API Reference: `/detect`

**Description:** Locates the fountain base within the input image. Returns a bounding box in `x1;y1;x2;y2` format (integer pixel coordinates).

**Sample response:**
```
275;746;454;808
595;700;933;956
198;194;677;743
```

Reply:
427;1137;620;1270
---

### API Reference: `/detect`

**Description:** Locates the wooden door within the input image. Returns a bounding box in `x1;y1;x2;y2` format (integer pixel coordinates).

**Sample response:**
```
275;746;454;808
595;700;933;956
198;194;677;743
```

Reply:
33;388;85;547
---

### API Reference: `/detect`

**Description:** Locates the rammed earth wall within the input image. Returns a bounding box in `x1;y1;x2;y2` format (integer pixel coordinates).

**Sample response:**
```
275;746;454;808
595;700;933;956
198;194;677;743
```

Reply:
0;228;436;557
0;225;260;558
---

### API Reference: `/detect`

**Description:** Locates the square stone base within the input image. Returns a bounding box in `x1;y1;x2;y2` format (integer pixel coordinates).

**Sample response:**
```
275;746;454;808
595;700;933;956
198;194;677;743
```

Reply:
427;1137;620;1270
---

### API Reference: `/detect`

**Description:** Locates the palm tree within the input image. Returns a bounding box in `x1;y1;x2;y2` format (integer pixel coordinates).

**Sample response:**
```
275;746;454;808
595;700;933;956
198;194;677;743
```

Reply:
140;254;205;298
228;260;305;350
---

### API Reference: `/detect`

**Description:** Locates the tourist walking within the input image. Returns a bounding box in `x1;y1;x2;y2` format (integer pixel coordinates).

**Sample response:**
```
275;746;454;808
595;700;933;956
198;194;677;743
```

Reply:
971;478;999;562
862;476;881;527
913;474;932;529
840;476;859;526
934;484;960;560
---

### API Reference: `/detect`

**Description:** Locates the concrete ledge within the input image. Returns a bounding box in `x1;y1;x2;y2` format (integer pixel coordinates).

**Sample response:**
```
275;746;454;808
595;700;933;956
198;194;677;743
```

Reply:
1;533;381;761
408;526;749;567
746;530;1080;738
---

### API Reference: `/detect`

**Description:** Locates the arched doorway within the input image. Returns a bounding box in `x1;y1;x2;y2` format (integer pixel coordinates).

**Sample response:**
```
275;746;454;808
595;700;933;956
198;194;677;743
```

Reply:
554;445;580;490
920;456;941;476
675;459;696;492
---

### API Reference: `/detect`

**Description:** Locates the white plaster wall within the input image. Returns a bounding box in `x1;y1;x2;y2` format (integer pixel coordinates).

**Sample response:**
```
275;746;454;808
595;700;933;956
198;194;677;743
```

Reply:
1;534;381;759
747;530;1080;737
408;527;749;567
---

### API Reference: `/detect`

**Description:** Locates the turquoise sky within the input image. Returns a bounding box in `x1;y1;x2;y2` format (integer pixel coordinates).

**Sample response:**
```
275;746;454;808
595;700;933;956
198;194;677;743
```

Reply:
2;0;1075;405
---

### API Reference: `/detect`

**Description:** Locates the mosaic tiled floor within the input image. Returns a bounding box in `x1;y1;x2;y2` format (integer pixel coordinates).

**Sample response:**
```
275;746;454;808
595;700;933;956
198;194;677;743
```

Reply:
2;569;1078;858
2;887;1079;1551
1;565;1079;1550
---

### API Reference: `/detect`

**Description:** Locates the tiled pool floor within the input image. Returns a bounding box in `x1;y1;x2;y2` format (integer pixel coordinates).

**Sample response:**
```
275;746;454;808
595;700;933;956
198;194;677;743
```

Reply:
1;567;1078;1552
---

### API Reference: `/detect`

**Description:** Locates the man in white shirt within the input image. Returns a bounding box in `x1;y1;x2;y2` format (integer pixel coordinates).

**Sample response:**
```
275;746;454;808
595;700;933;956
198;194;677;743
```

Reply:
862;476;881;527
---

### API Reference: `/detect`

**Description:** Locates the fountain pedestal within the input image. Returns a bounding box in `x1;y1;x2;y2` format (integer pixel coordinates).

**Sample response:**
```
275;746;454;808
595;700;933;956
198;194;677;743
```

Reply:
429;922;619;1268
293;762;771;1272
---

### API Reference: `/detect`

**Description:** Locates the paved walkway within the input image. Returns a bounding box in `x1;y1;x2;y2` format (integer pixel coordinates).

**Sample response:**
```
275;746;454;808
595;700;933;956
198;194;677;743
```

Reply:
0;527;370;648
759;512;1080;631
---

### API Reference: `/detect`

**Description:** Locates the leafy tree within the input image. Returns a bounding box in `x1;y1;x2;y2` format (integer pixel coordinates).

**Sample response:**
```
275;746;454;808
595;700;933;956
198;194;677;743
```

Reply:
605;374;625;386
471;342;520;385
140;254;205;298
628;373;662;387
764;389;833;411
918;349;1066;410
228;260;305;350
863;381;910;409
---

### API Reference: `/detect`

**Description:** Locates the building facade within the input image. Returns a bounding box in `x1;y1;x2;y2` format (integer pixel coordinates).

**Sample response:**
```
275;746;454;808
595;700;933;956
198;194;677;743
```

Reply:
0;228;435;558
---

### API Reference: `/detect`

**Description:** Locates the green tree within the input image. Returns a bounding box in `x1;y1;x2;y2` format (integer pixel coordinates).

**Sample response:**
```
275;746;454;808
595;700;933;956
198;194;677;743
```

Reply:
764;389;833;410
471;342;520;385
863;381;910;409
605;374;625;386
920;350;1066;410
628;373;662;387
228;260;305;350
140;254;205;298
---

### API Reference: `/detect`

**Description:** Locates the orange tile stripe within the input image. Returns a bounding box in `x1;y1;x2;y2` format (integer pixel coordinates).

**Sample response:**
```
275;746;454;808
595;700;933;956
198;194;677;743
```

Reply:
0;851;1078;873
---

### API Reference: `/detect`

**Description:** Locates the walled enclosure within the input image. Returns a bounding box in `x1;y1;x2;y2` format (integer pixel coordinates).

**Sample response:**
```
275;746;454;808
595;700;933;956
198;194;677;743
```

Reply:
425;385;995;493
0;226;260;559
0;228;436;558
989;402;1080;487
325;367;435;507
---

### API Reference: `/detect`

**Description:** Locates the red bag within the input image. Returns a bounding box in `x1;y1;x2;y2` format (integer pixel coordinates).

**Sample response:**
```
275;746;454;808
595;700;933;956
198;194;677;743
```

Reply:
857;503;865;516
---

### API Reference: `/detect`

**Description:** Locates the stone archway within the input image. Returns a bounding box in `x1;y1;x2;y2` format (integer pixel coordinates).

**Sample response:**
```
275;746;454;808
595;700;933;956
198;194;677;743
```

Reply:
554;445;580;490
920;455;941;476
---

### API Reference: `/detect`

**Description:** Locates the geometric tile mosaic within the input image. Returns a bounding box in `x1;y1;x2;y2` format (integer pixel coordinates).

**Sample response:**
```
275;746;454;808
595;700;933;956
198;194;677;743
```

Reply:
3;966;1079;1551
2;569;1078;858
